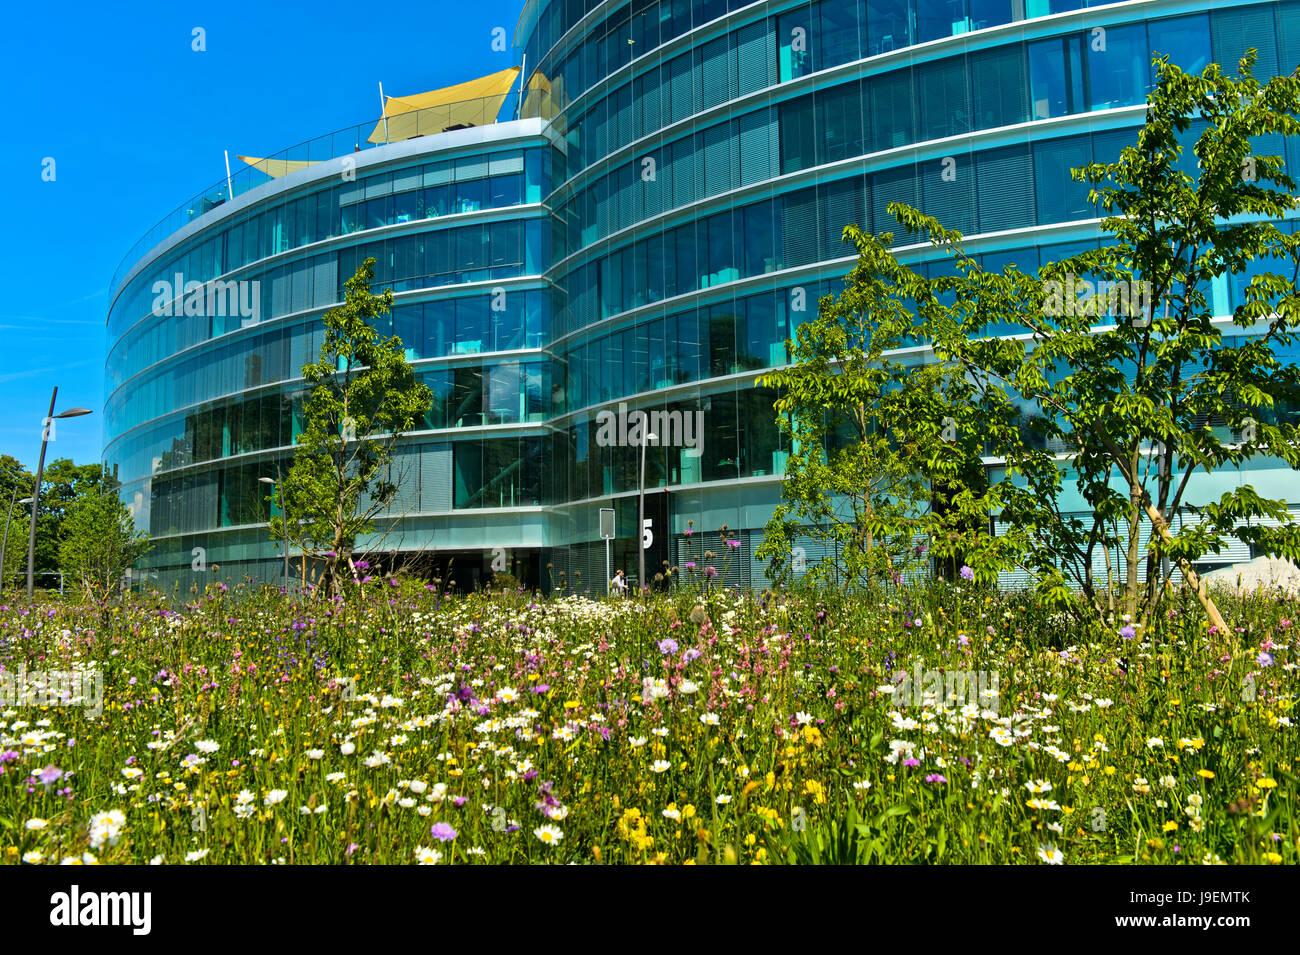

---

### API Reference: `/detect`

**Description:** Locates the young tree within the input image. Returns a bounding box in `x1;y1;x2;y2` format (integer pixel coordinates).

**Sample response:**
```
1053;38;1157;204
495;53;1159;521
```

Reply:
32;460;111;576
58;489;151;603
757;226;1003;591
912;52;1300;633
274;258;432;598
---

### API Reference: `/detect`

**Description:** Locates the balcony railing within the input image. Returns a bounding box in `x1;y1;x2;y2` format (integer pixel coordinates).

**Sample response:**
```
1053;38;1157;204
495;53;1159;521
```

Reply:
110;90;521;297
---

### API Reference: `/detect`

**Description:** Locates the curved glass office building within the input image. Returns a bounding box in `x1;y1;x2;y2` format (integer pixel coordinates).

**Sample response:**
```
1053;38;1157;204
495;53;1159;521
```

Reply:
107;0;1300;593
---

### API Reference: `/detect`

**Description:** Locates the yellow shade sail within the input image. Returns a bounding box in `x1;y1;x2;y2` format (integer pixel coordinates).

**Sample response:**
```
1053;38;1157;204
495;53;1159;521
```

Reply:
367;67;521;143
237;155;320;178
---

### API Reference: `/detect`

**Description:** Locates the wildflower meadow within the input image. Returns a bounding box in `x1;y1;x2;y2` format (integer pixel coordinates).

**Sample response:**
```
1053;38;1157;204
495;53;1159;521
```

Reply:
0;571;1294;867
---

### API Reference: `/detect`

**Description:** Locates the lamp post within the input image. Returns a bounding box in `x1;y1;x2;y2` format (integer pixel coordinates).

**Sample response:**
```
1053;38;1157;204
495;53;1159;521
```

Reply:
637;430;658;597
259;473;290;590
1;494;34;596
27;387;92;599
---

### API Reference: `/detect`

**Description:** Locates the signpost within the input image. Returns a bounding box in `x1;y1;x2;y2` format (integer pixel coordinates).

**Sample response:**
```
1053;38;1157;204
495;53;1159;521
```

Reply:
599;507;615;595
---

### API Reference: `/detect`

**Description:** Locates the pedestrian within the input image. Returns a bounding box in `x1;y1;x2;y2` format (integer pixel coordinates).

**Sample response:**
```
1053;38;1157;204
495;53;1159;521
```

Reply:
610;569;628;596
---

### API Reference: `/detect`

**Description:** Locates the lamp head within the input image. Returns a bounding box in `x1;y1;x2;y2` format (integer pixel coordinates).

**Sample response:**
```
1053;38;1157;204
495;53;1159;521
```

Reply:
54;408;92;419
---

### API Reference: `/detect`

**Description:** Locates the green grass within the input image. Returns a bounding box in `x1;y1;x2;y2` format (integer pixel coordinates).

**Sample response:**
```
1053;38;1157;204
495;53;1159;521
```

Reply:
0;577;1294;864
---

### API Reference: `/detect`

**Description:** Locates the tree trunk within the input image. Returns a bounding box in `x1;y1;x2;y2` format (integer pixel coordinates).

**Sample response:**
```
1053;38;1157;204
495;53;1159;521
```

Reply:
1140;498;1229;636
1125;492;1141;623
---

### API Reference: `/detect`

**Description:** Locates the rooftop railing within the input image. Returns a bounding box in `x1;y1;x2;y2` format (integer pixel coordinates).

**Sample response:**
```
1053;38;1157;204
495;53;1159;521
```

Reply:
110;90;522;297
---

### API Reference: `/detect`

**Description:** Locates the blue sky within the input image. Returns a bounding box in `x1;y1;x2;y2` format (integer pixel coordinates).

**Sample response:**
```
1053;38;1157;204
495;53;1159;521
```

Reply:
0;0;523;470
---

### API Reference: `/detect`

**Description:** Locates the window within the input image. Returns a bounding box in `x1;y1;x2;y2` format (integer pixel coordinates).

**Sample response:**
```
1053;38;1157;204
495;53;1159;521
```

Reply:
820;0;863;70
977;145;1034;234
918;57;970;141
743;200;780;278
1029;34;1084;119
1033;135;1092;224
453;440;483;508
452;366;484;425
780;94;816;173
740;292;780;369
708;304;738;376
1147;15;1211;84
867;0;912;57
489;173;523;208
917;0;967;44
967;0;1015;32
921;152;975;236
971;45;1028;130
487;362;523;424
868;68;915;150
1086;23;1148;110
818;80;865;163
778;5;815;81
1212;5;1279;78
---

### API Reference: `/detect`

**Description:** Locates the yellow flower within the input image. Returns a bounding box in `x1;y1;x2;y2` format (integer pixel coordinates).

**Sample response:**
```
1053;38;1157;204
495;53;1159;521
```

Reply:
1263;852;1283;864
1162;821;1178;832
1196;769;1215;779
1256;777;1278;790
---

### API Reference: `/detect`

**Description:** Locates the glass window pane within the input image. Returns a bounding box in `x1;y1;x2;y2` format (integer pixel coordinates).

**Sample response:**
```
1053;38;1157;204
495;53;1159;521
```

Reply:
1033;135;1092;224
1147;14;1211;84
868;69;915;150
917;58;970;141
1029;35;1084;119
778;5;815;81
917;0;969;44
971;44;1028;130
1086;23;1148;110
867;0;913;56
820;0;862;70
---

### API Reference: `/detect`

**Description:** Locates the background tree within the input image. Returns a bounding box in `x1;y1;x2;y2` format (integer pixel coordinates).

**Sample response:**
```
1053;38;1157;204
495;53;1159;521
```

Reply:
58;488;151;603
912;52;1300;633
757;226;1002;591
33;460;113;578
274;258;432;598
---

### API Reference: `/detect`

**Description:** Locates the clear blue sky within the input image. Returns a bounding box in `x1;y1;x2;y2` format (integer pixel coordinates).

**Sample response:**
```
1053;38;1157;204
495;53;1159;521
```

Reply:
0;0;523;471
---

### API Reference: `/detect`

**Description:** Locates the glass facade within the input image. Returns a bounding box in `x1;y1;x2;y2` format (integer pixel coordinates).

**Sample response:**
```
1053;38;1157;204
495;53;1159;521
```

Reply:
107;0;1300;592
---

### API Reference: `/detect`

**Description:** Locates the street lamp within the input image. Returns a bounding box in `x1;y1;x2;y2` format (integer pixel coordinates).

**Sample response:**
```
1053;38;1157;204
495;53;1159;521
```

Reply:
1;494;34;595
259;473;290;590
637;430;658;596
27;387;92;599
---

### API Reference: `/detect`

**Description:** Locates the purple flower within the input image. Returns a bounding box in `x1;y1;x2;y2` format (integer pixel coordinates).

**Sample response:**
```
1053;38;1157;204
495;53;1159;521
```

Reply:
1258;651;1275;668
925;774;947;785
531;684;550;694
452;796;469;808
1120;625;1136;640
704;566;718;579
726;539;740;549
959;565;974;582
430;822;458;841
657;638;679;655
902;758;921;768
682;648;701;663
37;765;62;785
